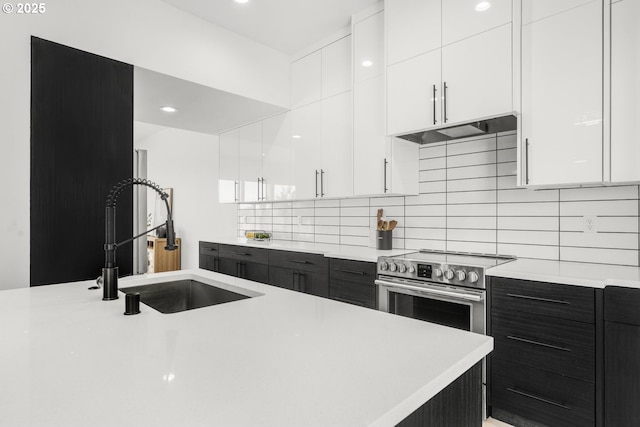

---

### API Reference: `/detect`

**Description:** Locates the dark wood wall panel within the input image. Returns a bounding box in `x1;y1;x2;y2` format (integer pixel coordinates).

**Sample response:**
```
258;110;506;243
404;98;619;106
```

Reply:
31;37;133;286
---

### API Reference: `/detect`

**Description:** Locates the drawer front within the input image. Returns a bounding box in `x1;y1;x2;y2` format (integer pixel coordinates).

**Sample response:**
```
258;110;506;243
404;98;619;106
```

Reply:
605;286;640;325
329;278;377;309
199;241;219;255
492;358;595;427
492;308;595;382
329;258;377;284
219;244;268;265
491;277;595;323
268;250;328;274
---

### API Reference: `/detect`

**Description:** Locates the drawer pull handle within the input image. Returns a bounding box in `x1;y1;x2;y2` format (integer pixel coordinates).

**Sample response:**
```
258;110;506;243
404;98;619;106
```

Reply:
202;248;217;252
334;269;365;276
507;387;571;410
506;293;570;305
507;335;571;352
234;252;251;256
290;260;311;264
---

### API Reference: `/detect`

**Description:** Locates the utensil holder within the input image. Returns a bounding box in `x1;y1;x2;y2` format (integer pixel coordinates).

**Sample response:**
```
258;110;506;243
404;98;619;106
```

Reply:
376;230;392;250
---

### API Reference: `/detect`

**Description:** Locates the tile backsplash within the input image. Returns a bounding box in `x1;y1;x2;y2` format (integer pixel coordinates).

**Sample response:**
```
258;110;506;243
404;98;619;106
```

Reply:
237;131;640;267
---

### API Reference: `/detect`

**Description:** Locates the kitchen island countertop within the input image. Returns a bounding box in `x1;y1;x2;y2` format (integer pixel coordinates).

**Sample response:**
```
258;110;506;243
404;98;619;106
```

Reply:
0;269;491;427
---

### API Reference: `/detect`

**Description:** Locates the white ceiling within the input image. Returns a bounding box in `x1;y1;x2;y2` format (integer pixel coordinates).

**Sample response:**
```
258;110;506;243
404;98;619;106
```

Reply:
161;0;381;54
134;67;287;136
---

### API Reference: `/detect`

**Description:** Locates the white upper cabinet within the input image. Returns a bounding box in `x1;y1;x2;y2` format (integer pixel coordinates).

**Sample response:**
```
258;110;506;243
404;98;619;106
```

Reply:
262;112;294;200
442;0;512;46
521;0;603;186
291;102;322;200
386;0;441;66
322;36;352;99
521;0;593;25
354;11;384;83
218;128;239;203
291;51;322;108
610;0;640;182
238;121;263;202
441;24;512;125
321;92;353;198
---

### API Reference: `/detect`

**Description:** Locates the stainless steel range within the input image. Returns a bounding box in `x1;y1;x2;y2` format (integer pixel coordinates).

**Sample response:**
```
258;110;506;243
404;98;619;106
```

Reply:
375;250;515;418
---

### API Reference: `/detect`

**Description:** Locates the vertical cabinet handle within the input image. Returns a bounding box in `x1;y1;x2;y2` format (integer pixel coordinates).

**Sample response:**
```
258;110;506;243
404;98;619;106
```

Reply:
383;158;389;193
257;177;261;201
525;138;530;185
299;273;305;293
260;177;266;201
234;180;239;202
293;271;299;291
432;84;437;125
315;170;319;198
443;82;448;123
320;169;325;197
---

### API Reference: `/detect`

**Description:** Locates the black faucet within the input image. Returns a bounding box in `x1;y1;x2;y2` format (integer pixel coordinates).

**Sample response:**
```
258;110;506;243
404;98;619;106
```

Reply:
101;178;177;301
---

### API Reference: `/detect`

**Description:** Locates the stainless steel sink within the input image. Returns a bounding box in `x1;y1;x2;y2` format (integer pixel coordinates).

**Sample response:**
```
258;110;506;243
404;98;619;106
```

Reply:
120;279;252;314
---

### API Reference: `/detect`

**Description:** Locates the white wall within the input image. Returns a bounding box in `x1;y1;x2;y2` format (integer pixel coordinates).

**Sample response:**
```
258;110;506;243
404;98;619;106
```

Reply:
136;127;237;270
0;0;289;290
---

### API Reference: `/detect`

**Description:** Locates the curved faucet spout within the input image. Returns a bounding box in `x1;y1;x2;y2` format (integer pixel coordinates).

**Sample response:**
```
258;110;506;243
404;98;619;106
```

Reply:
102;178;177;301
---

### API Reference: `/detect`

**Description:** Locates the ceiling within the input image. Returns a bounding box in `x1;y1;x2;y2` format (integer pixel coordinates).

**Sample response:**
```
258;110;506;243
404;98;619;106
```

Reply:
134;67;287;136
161;0;381;54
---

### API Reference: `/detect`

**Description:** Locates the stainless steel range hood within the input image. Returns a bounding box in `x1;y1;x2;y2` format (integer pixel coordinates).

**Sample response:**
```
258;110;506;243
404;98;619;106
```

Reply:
396;115;517;144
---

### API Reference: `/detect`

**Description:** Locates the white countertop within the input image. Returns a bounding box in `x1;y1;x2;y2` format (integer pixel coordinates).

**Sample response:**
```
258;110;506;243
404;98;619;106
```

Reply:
0;269;492;427
213;238;412;263
487;258;640;289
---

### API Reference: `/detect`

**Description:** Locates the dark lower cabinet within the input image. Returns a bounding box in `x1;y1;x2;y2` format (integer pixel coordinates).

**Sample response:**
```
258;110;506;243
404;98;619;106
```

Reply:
199;242;219;272
328;258;377;309
604;286;640;427
489;277;601;427
268;266;329;297
218;257;268;284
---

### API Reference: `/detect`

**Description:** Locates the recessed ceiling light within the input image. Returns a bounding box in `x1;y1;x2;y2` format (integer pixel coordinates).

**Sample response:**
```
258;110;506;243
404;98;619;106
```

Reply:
161;106;177;113
475;1;491;12
234;0;249;4
361;60;373;67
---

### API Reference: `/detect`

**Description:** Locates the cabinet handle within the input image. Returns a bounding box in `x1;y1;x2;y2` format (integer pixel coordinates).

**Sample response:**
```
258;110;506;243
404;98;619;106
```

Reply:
236;262;241;278
299;272;306;293
507;387;571;410
202;247;217;252
525;138;530;185
233;252;251;256
293;271;299;291
320;169;325;197
234;180;239;202
261;177;266;201
334;268;365;276
443;81;448;123
507;335;571;352
506;293;570;305
432;84;437;125
315;170;319;198
290;260;311;264
383;158;389;193
214;258;219;272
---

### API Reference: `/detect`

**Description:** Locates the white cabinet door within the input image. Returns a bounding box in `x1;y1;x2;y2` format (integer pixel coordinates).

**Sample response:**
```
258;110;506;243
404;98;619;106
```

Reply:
238;122;263;202
262;112;294;200
354;75;387;195
218;129;239;203
387;49;442;135
522;0;594;25
522;1;603;186
321;92;353;198
354;11;384;83
389;137;419;195
611;0;640;182
291;50;322;108
386;0;441;66
441;24;513;125
322;36;351;99
291;102;322;199
442;0;512;46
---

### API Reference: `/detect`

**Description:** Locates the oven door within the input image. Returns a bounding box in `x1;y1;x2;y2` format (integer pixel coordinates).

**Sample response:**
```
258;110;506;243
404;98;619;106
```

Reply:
375;277;485;335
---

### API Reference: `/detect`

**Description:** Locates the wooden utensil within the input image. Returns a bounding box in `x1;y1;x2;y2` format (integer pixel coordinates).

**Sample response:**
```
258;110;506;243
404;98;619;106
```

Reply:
388;220;398;231
377;219;383;231
382;221;388;231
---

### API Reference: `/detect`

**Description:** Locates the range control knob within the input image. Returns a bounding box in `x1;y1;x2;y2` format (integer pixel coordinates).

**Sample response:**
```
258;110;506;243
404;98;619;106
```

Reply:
468;271;479;283
434;268;443;278
456;270;467;281
379;261;389;271
398;264;407;273
389;263;398;272
444;269;455;280
408;265;416;274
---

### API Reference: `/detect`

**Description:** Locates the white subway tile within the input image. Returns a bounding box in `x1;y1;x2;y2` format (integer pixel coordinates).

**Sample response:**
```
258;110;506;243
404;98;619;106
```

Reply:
497;188;559;203
293;201;314;209
560;231;639;250
448;229;496;243
341;216;369;226
497;175;517;190
340;235;369;246
447;240;497;254
498;216;559;231
420;157;447;170
315;225;340;236
404;216;446;228
497;147;517;163
448;177;497;192
420;169;447;182
497;161;517;176
315;207;340;217
340;226;369;237
300;216;315;226
447;203;497;217
447;164;496;180
371;205;404;218
447;190;497;205
497;243;559;260
560;216;638;233
406;193;447;205
340;197;369;207
447;136;496;156
293;225;314;234
272;208;292;217
498;230;559;246
341;206;369;217
315;234;339;244
405;239;447;251
315;216;340;226
293;207;314;217
447;216;497;229
420;144;447;159
272;201;293;209
315;199;340;208
405;228;447;240
372;196;405;206
497;133;517;150
497;202;558;216
292;233;315;242
272;224;293;233
559;185;639;201
420;181;447;193
560;246;639;266
447;151;496;168
272;216;293;225
406;204;447;216
560;200;639;217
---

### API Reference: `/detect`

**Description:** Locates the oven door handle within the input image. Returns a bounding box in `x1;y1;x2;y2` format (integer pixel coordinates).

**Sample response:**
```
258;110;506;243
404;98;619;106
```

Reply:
374;279;484;302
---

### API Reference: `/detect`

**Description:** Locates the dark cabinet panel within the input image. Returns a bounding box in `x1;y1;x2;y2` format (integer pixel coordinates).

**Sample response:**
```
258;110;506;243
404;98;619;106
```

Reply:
30;37;133;286
219;244;268;265
604;285;640;325
268;266;296;291
199;242;219;272
329;259;377;309
217;257;268;284
269;265;329;297
491;277;595;323
268;250;328;274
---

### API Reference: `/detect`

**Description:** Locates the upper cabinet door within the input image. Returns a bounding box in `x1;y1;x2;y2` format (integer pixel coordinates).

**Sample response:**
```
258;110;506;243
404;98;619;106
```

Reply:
321;92;353;198
387;49;442;135
354;11;384;83
291;102;322;200
386;0;441;65
322;36;351;99
291;50;322;108
441;24;513;125
522;0;593;25
522;1;603;186
218;129;239;203
442;0;512;46
262;112;294;200
238;121;263;202
611;0;640;183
